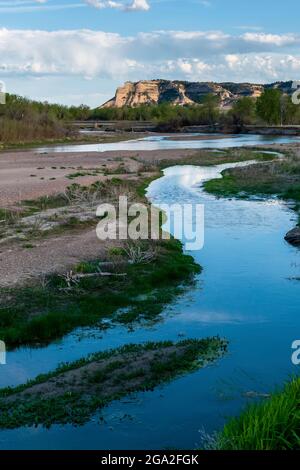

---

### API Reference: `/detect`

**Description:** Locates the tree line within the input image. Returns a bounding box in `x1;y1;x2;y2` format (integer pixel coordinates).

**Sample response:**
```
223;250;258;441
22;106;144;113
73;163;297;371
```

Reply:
90;89;300;130
0;94;90;144
1;89;300;145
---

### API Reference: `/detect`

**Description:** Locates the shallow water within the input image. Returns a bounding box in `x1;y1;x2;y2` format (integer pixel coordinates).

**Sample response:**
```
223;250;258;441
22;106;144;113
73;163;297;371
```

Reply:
0;144;300;449
37;133;300;153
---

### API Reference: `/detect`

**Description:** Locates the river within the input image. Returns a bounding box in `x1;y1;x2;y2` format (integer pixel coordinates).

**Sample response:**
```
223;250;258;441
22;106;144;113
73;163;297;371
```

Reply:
0;134;299;449
37;133;300;153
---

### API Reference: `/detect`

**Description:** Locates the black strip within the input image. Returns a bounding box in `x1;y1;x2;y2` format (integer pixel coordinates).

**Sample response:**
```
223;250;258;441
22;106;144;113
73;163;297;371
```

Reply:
0;450;296;465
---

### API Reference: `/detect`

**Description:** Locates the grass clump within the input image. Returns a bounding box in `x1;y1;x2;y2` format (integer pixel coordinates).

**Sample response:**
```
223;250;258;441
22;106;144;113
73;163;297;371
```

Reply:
0;338;227;429
217;377;300;450
23;194;70;212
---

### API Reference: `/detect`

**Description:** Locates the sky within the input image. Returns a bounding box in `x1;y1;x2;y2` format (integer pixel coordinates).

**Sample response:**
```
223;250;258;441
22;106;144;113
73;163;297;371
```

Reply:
1;0;300;107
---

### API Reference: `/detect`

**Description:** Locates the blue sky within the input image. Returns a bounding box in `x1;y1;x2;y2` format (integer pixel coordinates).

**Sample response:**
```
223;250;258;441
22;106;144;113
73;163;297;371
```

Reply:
1;0;300;106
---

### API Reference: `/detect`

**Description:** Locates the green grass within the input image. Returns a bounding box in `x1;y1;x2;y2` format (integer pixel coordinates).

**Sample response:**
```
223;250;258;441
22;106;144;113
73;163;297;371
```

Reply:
0;238;200;349
204;158;300;204
0;208;12;222
217;377;300;450
22;193;70;212
66;169;103;179
203;172;282;199
0;338;227;429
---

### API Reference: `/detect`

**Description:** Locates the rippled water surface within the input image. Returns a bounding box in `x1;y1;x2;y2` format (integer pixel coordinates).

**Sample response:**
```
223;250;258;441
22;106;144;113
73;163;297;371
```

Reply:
1;137;300;449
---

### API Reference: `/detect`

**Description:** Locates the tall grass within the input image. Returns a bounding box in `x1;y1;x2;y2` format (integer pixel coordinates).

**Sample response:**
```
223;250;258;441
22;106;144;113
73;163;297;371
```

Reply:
217;377;300;450
0;117;68;144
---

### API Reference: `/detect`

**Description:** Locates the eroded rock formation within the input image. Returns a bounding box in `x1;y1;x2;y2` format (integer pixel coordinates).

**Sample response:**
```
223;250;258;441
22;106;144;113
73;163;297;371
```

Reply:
100;80;295;109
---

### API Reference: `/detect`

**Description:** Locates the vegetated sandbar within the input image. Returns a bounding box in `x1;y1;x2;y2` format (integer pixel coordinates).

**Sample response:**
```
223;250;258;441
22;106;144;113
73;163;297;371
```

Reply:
0;338;228;429
0;237;201;348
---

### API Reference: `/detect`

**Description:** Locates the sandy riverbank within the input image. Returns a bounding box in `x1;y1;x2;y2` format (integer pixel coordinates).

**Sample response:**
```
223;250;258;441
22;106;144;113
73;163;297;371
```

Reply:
0;142;297;287
0;148;200;207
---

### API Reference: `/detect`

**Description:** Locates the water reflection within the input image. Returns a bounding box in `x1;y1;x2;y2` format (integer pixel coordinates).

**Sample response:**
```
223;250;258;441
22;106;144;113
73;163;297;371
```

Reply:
36;133;300;153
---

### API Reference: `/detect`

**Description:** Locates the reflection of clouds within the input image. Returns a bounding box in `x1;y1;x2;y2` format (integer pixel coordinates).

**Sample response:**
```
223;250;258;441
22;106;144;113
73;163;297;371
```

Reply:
38;135;300;154
0;363;31;388
169;309;266;325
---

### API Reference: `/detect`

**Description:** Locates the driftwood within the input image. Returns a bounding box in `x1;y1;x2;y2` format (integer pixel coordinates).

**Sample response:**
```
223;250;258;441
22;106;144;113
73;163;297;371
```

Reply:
74;272;127;279
59;270;127;289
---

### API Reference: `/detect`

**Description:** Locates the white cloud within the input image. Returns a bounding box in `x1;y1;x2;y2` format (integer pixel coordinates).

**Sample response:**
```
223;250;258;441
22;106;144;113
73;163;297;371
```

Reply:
1;28;300;100
0;1;84;13
0;0;150;12
243;32;298;47
126;0;150;11
45;0;151;11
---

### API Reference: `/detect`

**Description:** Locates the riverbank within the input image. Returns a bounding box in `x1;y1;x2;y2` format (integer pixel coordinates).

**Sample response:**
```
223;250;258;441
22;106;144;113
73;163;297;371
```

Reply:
0;132;147;152
0;176;200;348
0;237;200;348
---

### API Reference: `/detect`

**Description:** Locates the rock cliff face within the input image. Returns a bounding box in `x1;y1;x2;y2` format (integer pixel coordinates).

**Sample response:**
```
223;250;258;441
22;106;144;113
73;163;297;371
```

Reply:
101;80;295;109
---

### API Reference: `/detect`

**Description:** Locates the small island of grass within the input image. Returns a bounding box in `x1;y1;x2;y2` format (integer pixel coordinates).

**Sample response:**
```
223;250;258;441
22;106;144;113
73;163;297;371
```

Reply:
0;338;228;429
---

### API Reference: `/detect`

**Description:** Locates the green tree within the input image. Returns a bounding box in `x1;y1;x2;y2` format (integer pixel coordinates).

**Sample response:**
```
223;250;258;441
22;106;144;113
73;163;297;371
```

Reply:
201;94;220;125
229;97;256;127
256;89;282;125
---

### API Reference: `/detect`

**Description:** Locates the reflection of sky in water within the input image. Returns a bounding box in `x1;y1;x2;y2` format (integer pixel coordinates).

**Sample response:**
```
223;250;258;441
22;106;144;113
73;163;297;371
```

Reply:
36;133;300;153
1;159;300;450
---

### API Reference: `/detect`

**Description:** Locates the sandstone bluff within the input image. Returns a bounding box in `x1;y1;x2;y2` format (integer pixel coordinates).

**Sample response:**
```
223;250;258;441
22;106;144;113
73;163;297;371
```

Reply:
101;80;295;109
